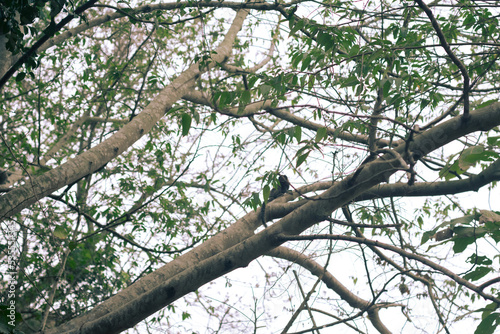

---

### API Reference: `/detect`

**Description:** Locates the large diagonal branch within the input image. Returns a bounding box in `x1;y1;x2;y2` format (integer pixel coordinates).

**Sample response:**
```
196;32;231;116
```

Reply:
0;8;249;219
47;102;500;334
280;133;500;205
263;157;500;224
39;8;252;334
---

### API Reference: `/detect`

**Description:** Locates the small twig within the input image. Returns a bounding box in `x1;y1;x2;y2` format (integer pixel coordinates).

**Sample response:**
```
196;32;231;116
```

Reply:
277;233;500;304
326;217;402;229
421;53;498;130
427;285;451;334
414;0;470;120
369;87;384;153
478;277;500;291
293;270;321;334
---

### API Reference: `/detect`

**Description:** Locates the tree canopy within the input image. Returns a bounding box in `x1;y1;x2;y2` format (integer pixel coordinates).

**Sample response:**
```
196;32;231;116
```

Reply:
1;0;500;333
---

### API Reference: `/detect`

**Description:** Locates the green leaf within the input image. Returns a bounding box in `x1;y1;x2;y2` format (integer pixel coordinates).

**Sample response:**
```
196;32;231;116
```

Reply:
294;126;302;142
315;127;327;142
181;113;192;136
182;311;191;320
15;72;26;82
301;54;313;72
348;44;360;57
317;32;335;50
275;132;287;144
382;78;391;98
439;160;462;180
480;302;499;320
291;52;303;69
192;110;200;123
296;152;309;167
289;19;305;36
263;184;270;202
477;99;497;109
452;236;475;253
241;90;251;105
210;112;217;124
308;75;316;90
421;230;436;245
467;254;492;266
420;98;430;110
252;192;261;209
340;75;360;88
450;214;476;226
54;225;68;239
487;136;500;147
474;312;500;334
355;84;363;96
247;75;258;88
463;266;492;281
458;145;484;171
260;85;272;96
463;13;476;29
219;91;233;107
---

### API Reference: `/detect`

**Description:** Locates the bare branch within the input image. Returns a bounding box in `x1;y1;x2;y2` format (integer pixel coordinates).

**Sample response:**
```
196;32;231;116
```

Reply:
414;0;470;119
277;233;500;304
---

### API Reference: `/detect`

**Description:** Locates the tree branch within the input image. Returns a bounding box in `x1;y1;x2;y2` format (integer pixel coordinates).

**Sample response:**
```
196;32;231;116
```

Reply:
277;233;500;304
414;0;470;119
267;246;392;334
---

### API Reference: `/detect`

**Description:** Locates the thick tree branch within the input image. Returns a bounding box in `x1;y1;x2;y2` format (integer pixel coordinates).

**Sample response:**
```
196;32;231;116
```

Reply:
290;156;500;203
182;90;272;117
264;156;500;224
45;102;500;334
355;157;500;201
41;8;253;333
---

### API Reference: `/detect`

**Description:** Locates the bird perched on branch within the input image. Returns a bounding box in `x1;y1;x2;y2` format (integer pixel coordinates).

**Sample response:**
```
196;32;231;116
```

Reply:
261;174;290;227
0;169;11;185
